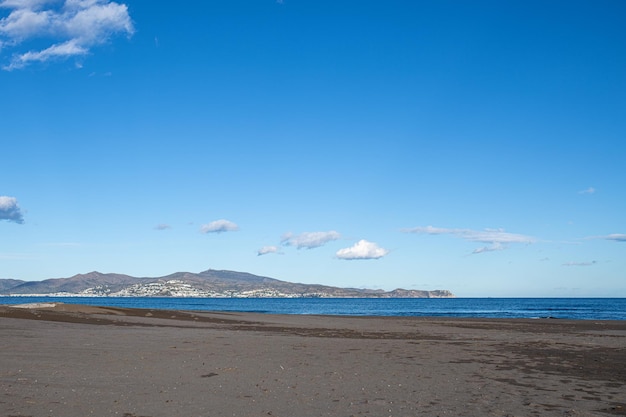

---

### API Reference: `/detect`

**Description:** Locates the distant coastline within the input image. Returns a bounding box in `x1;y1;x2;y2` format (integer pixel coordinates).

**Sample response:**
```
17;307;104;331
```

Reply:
0;269;455;299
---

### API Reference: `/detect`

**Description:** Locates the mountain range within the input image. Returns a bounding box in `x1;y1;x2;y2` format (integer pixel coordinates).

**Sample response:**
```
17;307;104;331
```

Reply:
0;269;454;298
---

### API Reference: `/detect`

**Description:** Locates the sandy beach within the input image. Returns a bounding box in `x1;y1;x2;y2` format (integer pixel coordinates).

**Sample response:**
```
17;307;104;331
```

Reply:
1;303;625;417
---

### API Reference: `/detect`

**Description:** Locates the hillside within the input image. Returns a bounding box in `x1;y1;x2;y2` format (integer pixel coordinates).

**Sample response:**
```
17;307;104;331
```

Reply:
0;269;455;298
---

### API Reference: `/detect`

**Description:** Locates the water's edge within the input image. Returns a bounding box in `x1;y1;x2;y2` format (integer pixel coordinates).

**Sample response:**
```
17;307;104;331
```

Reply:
1;297;624;321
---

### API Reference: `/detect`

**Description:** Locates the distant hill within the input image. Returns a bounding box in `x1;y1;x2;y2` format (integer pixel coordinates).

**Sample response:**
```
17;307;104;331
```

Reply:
0;279;26;293
0;269;454;298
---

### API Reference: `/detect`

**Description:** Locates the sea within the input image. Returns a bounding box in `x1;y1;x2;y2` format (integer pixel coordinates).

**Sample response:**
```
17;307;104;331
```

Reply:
1;297;625;320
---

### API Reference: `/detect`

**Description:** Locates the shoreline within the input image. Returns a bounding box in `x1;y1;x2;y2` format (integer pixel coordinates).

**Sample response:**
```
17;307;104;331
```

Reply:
2;304;625;416
2;297;625;321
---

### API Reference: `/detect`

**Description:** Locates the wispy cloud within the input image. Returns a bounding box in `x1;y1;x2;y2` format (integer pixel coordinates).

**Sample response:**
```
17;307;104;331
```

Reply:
336;240;388;260
281;231;340;249
200;219;239;234
0;196;24;223
154;223;171;231
257;245;281;256
578;187;596;195
403;225;535;254
585;233;626;242
0;0;134;70
562;261;597;267
471;242;505;254
602;234;626;242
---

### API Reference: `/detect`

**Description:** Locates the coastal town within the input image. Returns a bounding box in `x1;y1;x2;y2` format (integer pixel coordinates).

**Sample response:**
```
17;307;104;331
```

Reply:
3;278;455;298
0;269;455;298
75;280;333;298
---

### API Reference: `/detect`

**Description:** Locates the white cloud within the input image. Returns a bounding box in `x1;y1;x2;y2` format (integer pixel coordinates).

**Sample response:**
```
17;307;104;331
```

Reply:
585;233;626;243
0;6;51;39
603;234;626;242
403;225;535;254
10;38;87;67
0;1;55;9
281;230;340;249
578;187;596;195
336;240;388;260
257;245;280;256
0;196;24;223
200;219;239;234
562;261;597;267
404;225;535;244
0;0;133;70
471;242;505;254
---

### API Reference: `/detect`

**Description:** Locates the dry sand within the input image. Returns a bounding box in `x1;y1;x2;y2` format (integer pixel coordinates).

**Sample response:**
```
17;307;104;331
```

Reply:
1;303;625;417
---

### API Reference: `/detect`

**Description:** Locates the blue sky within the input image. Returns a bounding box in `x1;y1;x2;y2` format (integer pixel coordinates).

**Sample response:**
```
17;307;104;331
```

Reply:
1;0;625;297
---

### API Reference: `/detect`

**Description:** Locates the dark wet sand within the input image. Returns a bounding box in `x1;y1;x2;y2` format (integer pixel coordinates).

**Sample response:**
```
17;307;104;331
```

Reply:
1;303;625;417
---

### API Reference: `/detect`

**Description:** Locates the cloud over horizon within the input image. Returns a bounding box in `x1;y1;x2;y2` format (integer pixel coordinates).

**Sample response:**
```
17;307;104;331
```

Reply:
562;261;597;267
584;233;626;243
336;240;388;260
578;187;596;194
200;219;239;234
471;242;505;254
404;225;535;254
0;0;134;70
602;234;626;242
0;196;24;223
257;245;280;256
281;230;340;249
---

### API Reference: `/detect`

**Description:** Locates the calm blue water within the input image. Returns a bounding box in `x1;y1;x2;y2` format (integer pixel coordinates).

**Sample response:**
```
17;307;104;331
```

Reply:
1;297;625;320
